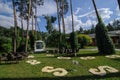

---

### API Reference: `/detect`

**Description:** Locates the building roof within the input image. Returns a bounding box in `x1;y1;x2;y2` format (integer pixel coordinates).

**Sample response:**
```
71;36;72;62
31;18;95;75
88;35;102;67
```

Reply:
88;30;120;38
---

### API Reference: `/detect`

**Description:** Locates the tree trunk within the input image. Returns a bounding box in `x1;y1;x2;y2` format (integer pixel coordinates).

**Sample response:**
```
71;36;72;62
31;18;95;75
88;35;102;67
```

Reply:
32;11;34;35
56;0;62;53
118;0;120;10
70;0;76;56
12;0;17;53
25;0;31;52
34;4;37;39
62;0;66;34
70;0;74;32
92;0;101;23
21;16;24;40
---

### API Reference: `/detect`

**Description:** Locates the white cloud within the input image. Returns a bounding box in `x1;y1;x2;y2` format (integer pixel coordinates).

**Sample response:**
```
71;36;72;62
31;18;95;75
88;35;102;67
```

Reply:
74;8;82;15
0;2;13;15
78;8;113;20
0;14;36;30
37;0;56;16
54;15;97;33
0;0;49;30
116;6;120;16
0;15;14;28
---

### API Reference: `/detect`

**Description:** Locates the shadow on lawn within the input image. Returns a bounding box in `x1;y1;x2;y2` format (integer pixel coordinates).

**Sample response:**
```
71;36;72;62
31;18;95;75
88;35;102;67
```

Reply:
66;53;107;57
113;58;120;61
0;72;120;80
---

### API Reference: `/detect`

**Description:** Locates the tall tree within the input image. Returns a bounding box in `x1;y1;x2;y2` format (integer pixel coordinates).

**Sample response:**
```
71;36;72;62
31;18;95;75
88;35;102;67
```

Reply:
54;0;62;52
12;0;17;53
118;0;120;9
16;0;27;40
44;15;56;34
31;0;44;35
70;0;74;32
92;0;115;54
25;0;31;52
79;26;83;33
70;0;78;56
57;0;68;34
90;24;95;33
61;0;68;34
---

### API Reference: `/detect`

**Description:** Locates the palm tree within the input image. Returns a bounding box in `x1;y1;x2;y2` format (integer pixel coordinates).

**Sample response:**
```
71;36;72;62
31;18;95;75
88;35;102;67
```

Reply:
25;0;31;52
92;0;101;22
70;0;74;32
118;0;120;9
31;0;44;35
55;0;62;52
12;0;17;53
70;0;78;56
61;0;69;34
17;0;27;40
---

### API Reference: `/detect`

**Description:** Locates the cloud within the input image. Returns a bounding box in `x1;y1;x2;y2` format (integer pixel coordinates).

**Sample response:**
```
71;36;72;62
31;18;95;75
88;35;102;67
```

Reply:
0;15;14;28
0;0;53;30
0;2;13;15
37;0;56;16
78;8;113;20
54;15;97;33
0;14;37;30
115;6;120;16
74;8;82;15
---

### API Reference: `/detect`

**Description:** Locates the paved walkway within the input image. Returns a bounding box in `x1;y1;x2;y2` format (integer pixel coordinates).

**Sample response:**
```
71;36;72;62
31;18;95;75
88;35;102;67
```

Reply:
80;48;120;51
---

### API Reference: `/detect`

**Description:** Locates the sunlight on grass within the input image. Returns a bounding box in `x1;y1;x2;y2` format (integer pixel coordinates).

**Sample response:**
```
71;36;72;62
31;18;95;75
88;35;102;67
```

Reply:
0;50;120;80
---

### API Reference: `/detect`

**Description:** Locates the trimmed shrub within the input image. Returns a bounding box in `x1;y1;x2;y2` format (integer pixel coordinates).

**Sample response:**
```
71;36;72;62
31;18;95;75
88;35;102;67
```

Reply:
29;32;36;50
95;21;115;54
69;32;79;53
46;31;60;48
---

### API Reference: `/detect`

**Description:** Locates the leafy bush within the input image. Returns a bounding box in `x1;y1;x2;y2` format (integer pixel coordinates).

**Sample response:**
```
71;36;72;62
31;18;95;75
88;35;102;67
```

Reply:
95;20;115;54
0;37;12;53
77;34;92;48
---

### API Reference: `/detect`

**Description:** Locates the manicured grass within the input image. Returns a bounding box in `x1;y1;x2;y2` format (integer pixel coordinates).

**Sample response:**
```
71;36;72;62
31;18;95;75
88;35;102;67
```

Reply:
0;50;120;80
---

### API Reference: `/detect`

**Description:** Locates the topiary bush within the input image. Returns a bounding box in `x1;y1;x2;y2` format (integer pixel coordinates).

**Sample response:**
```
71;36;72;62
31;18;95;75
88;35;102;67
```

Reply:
46;30;60;48
95;20;115;54
29;32;36;51
69;32;79;54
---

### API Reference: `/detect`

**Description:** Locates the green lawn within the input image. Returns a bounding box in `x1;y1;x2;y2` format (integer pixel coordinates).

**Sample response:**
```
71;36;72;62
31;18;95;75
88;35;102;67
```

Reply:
0;50;120;80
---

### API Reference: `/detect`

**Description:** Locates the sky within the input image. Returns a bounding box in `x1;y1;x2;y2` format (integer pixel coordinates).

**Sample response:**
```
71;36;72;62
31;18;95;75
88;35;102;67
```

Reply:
0;0;120;33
